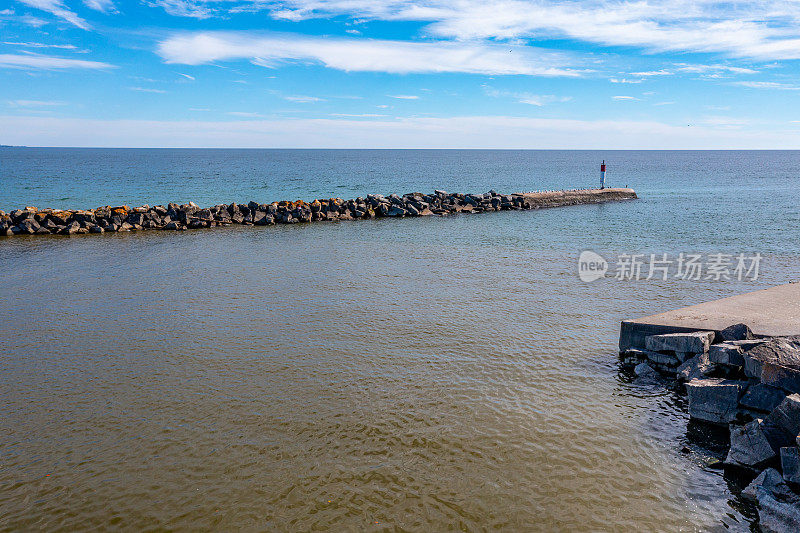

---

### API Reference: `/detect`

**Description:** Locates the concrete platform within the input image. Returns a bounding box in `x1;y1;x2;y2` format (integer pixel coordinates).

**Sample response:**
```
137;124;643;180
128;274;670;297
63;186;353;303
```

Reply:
620;283;800;352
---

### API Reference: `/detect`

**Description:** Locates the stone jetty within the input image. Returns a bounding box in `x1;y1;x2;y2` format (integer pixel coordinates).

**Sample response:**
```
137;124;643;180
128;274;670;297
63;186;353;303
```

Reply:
0;188;636;237
620;284;800;532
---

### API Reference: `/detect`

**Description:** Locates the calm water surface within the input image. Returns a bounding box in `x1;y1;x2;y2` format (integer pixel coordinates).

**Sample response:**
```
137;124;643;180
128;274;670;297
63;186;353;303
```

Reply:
1;150;799;531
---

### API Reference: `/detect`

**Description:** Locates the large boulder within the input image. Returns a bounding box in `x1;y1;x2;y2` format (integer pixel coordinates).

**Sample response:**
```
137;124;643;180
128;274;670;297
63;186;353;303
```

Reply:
726;419;778;468
781;447;800;485
740;384;787;414
757;488;800;533
676;353;715;383
645;331;714;355
765;394;800;439
743;338;800;393
709;343;745;367
686;378;744;424
742;468;792;502
720;323;754;341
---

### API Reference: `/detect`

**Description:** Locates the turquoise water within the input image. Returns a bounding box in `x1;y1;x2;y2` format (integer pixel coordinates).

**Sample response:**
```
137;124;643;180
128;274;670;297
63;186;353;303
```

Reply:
1;149;798;530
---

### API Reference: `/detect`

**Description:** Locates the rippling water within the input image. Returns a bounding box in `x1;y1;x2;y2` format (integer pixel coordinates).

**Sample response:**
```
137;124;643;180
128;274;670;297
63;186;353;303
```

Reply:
1;150;799;530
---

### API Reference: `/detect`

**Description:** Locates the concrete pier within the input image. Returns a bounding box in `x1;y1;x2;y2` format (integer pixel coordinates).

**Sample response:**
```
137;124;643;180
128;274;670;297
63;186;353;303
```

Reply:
620;283;800;352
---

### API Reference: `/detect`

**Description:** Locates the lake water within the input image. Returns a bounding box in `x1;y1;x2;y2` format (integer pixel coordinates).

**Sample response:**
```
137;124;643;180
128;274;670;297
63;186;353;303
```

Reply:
1;149;799;530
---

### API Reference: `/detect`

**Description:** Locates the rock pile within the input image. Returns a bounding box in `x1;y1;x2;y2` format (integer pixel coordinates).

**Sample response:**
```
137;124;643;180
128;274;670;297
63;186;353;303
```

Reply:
621;324;800;531
0;188;637;238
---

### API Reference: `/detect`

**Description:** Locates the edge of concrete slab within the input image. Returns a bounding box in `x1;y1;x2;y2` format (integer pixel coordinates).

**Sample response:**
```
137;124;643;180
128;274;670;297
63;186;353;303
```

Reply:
619;282;800;352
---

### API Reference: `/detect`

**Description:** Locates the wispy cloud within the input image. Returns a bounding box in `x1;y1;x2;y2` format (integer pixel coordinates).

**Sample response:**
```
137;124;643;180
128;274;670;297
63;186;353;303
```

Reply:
484;87;570;106
609;78;642;84
178;72;195;80
387;94;419;99
283;95;323;102
733;81;800;90
83;0;115;12
227;111;264;117
130;86;166;93
612;95;639;100
630;69;673;77
7;99;65;107
0;53;114;69
183;0;800;61
3;41;77;49
156;31;585;77
17;0;90;30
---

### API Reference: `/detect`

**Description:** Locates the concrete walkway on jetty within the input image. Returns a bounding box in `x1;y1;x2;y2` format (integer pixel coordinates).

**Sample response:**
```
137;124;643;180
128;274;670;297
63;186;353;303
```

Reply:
1;187;637;237
620;283;800;351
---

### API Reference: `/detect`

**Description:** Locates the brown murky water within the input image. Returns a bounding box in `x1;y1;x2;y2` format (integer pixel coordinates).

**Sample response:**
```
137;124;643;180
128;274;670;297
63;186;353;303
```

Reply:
0;205;793;531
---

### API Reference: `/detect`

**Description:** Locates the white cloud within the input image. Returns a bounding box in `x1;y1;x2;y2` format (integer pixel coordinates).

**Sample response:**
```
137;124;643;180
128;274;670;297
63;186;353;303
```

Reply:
387;94;419;99
612;95;638;100
149;0;800;61
130;86;166;93
484;87;570;106
4;114;800;149
653;101;675;106
83;0;115;12
609;78;642;84
7;99;65;106
0;53;114;69
16;0;90;30
0;9;15;15
227;111;264;117
630;69;673;77
283;95;323;102
156;31;585;76
330;113;388;117
178;72;195;80
3;41;77;49
675;63;758;74
148;0;212;18
733;81;800;89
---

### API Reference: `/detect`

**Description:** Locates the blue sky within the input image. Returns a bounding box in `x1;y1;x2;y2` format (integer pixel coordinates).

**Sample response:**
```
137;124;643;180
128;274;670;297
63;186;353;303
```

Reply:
3;0;800;148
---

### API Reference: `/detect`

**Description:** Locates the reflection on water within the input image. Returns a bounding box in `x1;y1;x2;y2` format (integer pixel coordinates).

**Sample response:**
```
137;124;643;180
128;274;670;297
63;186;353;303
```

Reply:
0;207;792;531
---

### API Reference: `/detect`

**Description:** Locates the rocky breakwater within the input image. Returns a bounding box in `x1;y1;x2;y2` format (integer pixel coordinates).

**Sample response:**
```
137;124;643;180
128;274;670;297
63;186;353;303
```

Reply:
621;324;800;532
0;188;637;238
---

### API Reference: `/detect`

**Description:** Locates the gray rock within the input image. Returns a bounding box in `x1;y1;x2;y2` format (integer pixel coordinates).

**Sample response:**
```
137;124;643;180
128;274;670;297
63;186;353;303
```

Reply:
742;468;790;502
386;206;407;217
762;362;800;395
781;447;800;485
645;331;714;355
720;323;754;341
677;353;715;383
757;488;800;533
634;362;659;377
645;349;680;367
63;221;81;235
744;337;800;383
726;419;777;468
741;384;787;413
765;394;800;439
709;342;745;367
686;378;744;424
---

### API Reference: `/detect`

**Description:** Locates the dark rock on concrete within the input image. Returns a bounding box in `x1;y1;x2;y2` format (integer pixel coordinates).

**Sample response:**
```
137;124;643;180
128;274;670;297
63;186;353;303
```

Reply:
721;323;754;341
